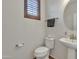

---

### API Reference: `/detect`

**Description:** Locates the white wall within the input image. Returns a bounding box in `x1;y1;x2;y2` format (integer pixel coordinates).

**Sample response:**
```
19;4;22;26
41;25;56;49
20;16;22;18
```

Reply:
3;0;76;59
2;0;46;59
45;0;70;59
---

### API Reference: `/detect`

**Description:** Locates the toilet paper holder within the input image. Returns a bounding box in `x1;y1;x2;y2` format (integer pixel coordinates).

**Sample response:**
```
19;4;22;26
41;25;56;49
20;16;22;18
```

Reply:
16;43;24;48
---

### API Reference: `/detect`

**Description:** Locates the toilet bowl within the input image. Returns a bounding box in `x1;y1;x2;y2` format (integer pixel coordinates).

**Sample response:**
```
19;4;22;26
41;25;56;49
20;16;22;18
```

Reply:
34;47;49;59
34;37;55;59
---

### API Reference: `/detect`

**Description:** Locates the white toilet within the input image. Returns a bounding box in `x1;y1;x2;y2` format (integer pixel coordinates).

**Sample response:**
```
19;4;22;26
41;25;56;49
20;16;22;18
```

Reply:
34;37;55;59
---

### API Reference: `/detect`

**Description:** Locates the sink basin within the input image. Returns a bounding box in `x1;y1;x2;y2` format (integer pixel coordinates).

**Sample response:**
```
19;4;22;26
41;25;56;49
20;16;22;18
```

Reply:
59;38;77;50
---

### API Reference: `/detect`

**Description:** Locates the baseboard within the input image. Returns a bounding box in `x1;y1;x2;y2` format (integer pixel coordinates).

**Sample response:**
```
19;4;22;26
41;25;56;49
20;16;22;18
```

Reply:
50;55;55;59
49;56;55;59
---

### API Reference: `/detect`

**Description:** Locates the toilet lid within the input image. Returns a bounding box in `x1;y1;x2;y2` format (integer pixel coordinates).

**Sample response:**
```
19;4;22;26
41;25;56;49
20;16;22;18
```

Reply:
35;47;49;53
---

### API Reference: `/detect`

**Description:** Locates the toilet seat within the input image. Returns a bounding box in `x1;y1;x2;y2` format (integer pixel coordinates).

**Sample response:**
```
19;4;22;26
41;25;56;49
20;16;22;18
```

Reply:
34;47;49;57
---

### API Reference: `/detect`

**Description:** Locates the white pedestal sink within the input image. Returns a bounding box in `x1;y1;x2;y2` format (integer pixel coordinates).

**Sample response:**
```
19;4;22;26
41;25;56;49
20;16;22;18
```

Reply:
59;38;77;59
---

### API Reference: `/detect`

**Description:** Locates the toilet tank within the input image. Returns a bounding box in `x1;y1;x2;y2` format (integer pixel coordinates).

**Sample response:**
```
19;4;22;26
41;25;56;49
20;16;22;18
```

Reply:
45;37;55;49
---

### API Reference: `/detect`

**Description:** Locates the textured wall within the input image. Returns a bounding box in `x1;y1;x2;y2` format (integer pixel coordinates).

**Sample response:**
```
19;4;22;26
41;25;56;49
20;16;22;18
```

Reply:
45;0;70;59
2;0;46;59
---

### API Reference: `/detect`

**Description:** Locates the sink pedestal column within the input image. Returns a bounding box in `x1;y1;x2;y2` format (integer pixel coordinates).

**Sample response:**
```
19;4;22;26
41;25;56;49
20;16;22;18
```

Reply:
68;48;76;59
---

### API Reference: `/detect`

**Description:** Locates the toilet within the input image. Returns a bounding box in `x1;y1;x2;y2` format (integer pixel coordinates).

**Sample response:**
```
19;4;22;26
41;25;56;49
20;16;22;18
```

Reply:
34;37;55;59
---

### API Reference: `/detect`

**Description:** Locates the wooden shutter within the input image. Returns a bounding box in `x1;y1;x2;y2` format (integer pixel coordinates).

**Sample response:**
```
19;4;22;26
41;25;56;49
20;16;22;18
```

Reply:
24;0;40;20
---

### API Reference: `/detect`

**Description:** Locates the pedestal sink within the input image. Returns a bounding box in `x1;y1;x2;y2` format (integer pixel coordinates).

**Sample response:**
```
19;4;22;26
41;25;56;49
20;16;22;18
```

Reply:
59;38;77;59
59;38;77;50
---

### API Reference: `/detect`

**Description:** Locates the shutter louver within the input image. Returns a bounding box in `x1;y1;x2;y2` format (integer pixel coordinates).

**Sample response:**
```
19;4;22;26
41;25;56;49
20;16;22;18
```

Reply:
24;0;40;20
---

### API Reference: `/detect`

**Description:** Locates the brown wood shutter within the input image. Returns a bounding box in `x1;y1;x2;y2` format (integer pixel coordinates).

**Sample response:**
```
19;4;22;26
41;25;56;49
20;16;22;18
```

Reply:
24;0;40;20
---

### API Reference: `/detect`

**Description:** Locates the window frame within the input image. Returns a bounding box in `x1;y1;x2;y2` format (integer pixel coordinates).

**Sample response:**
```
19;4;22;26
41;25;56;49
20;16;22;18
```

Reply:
24;0;40;20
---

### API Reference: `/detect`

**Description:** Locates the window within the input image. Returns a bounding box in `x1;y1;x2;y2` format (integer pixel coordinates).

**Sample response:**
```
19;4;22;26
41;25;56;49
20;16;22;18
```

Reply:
24;0;40;20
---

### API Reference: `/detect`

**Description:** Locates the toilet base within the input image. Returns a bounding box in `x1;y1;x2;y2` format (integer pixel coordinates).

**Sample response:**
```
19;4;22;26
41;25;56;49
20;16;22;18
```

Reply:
36;55;49;59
